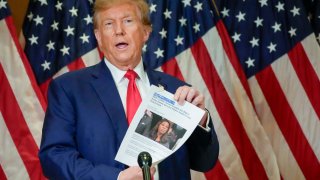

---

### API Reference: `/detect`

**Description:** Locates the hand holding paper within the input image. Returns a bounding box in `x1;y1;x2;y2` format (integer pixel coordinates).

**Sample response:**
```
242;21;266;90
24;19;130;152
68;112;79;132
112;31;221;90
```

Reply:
115;85;205;166
174;85;208;126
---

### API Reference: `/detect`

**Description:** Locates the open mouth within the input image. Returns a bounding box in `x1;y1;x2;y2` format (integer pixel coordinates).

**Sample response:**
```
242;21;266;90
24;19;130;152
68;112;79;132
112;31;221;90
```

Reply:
116;42;128;49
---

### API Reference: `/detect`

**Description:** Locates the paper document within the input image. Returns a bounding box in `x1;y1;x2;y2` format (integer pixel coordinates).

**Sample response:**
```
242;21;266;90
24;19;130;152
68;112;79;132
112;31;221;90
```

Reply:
115;85;205;166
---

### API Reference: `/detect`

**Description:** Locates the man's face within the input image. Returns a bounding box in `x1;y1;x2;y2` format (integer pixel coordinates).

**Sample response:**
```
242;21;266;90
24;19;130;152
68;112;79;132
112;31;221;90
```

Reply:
94;3;150;70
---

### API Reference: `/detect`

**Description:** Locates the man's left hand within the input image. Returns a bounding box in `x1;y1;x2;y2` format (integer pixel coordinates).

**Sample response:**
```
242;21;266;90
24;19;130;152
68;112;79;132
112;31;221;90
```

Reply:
174;85;208;127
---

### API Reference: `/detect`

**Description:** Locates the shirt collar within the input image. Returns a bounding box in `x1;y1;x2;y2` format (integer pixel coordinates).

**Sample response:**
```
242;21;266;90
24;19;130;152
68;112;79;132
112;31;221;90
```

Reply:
104;58;147;84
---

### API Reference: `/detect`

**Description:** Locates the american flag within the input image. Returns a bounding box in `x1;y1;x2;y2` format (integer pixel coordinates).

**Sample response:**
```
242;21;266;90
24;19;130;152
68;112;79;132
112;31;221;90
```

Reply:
22;0;101;99
215;0;320;179
0;0;317;179
0;0;46;179
145;0;281;179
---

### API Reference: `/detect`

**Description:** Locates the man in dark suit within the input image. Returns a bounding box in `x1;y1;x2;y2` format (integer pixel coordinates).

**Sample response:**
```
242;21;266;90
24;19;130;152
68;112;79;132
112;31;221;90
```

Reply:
38;0;219;179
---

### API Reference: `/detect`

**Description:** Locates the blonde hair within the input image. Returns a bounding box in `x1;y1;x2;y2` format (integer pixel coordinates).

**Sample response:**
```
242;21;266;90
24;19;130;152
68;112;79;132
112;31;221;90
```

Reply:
93;0;152;29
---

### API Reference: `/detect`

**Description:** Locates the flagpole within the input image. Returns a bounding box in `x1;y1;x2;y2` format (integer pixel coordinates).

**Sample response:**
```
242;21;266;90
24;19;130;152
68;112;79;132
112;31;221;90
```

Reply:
211;0;220;17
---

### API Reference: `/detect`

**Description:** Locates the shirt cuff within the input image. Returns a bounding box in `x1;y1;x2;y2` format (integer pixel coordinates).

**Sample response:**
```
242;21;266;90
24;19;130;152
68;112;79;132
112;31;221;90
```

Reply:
197;109;211;132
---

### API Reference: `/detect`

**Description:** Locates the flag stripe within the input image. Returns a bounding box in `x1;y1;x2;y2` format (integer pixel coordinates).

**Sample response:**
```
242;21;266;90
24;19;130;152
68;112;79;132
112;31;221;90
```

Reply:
67;57;86;71
202;26;281;179
287;42;320;119
1;5;46;179
190;170;206;180
255;66;320;180
0;113;29;180
39;78;51;101
0;165;6;180
54;66;70;78
214;21;253;102
248;77;305;180
161;58;185;82
4;17;46;111
204;161;228;180
1;18;45;147
301;34;320;78
0;65;45;180
174;47;248;179
191;37;268;179
81;48;102;67
202;26;280;178
272;53;320;161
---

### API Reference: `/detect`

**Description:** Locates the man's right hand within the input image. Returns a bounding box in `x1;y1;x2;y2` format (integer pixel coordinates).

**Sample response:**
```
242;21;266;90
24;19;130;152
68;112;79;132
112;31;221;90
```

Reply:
118;166;156;180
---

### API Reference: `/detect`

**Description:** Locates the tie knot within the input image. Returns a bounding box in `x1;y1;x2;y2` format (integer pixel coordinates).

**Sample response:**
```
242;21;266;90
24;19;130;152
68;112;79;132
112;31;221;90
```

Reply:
125;70;138;81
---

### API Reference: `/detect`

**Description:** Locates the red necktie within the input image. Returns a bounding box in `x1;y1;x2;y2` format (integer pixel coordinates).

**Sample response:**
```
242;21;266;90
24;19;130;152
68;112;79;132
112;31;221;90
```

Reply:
125;70;142;124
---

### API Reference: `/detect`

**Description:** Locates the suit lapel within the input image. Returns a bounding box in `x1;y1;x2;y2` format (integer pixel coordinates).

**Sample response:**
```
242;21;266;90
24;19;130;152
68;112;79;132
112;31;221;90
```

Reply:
90;61;128;148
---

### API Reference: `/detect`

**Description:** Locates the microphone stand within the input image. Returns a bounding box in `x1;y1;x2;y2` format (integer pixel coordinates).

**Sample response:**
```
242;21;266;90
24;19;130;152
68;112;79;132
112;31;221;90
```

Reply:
138;151;152;180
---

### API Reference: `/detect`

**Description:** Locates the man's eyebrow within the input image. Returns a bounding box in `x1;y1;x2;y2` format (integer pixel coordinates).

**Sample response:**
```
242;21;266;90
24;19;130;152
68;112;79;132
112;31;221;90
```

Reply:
101;17;113;22
123;14;134;19
102;14;133;21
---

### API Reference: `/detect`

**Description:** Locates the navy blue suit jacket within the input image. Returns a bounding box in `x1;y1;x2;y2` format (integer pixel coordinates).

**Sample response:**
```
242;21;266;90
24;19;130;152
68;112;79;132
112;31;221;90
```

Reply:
39;61;219;180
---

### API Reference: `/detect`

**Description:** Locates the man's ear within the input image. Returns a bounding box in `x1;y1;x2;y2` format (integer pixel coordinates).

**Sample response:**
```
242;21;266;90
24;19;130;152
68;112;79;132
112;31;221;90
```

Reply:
94;29;101;46
143;26;151;42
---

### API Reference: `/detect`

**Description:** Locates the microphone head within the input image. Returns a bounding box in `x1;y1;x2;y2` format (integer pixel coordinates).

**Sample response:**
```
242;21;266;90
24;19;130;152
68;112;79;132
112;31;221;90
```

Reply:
138;151;152;168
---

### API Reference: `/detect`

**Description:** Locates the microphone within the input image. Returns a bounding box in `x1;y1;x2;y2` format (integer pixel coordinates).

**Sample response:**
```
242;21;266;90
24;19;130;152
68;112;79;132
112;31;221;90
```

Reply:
138;151;152;180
